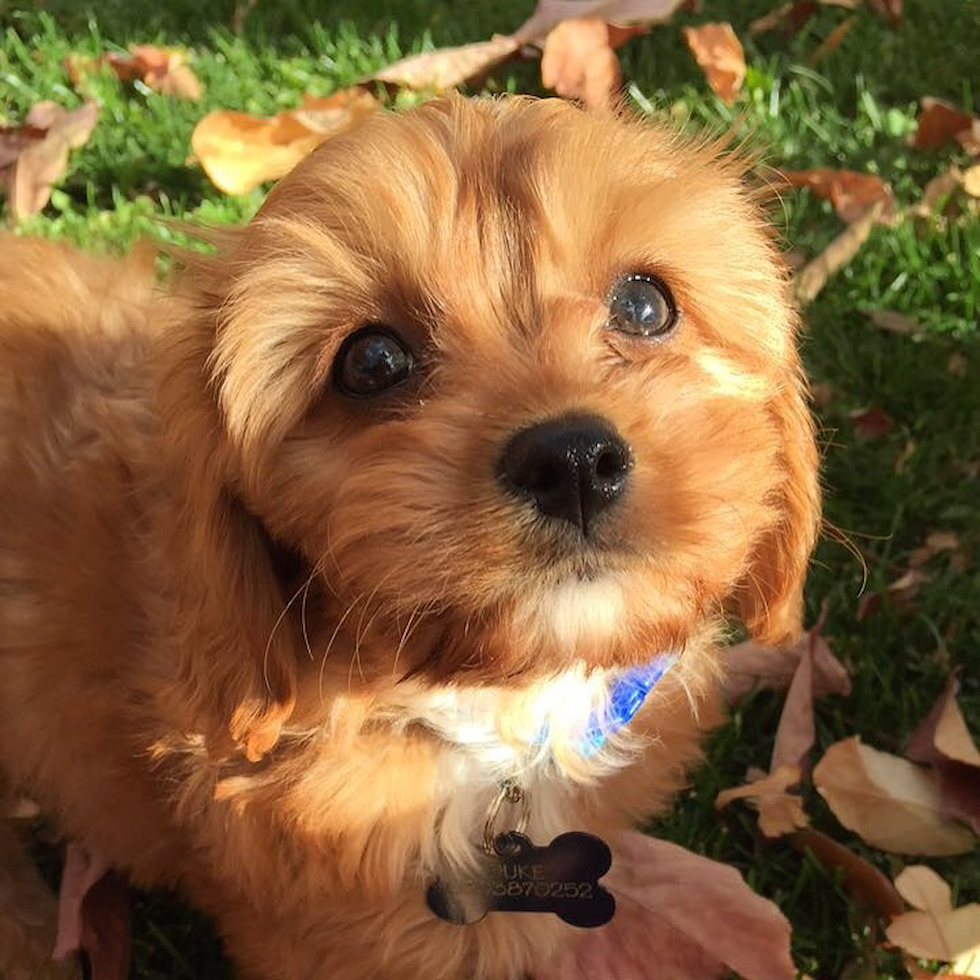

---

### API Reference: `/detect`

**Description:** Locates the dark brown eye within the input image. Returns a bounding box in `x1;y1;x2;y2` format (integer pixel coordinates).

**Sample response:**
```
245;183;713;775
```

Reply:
334;326;414;398
607;273;677;338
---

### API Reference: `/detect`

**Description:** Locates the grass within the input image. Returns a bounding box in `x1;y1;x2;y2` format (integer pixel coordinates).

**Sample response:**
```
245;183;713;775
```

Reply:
2;1;978;977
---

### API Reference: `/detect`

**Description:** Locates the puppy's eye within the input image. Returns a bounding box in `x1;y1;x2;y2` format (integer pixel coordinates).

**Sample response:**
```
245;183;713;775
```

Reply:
607;273;677;339
334;327;414;398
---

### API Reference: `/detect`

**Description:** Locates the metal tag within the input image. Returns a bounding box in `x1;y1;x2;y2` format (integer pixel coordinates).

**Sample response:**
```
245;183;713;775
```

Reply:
427;831;615;929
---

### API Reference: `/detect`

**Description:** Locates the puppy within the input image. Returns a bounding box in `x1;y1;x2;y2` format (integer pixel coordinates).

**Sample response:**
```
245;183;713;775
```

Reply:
0;96;819;980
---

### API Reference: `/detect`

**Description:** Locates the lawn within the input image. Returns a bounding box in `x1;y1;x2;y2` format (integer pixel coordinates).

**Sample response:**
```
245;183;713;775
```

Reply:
1;1;978;978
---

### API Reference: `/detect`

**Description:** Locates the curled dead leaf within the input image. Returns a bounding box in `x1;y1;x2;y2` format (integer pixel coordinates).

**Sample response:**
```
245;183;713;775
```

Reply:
848;405;894;441
513;0;687;46
362;35;520;92
0;101;98;221
911;98;980;152
869;310;921;336
681;22;746;103
806;14;857;68
108;45;201;100
781;167;895;223
749;2;820;37
886;865;980;965
532;830;794;980
793;200;883;305
723;621;850;704
715;765;809;838
785;827;904;917
191;89;378;195
540;18;642;109
813;736;977;855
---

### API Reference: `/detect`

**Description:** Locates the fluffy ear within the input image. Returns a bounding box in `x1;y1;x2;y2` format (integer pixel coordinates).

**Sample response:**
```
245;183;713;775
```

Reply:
735;368;821;648
156;302;297;763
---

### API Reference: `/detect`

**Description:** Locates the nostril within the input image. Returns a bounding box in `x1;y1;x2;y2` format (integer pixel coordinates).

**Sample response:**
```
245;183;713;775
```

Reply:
498;414;632;533
594;447;628;482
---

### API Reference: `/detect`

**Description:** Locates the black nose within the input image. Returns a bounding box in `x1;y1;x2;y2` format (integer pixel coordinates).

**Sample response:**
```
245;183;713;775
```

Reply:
498;414;632;535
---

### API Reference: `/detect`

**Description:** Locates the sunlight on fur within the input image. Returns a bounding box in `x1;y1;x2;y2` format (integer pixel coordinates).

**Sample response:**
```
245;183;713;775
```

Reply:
0;95;819;980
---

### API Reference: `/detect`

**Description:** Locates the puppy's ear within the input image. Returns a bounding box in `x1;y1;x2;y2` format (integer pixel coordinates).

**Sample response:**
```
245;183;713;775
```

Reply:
735;369;820;647
157;302;296;763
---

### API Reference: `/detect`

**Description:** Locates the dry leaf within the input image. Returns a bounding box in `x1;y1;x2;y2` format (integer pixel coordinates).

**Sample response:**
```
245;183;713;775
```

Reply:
191;89;378;195
781;167;894;223
908;531;965;569
793;200;882;305
723;622;850;704
911;98;978;151
681;23;746;103
869;310;921;335
906;674;980;834
867;0;903;26
886;865;980;964
715;764;809;838
107;45;201;100
912;166;964;219
514;0;687;46
0;823;81;980
849;405;894;440
770;639;816;772
786;827;904;917
362;35;520;91
532;830;794;980
0;101;98;221
813;736;977;855
540;18;645;109
807;14;857;67
963;165;980;197
749;2;819;37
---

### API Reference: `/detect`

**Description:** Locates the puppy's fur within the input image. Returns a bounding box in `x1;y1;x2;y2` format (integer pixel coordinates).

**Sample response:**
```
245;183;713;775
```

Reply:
0;97;819;979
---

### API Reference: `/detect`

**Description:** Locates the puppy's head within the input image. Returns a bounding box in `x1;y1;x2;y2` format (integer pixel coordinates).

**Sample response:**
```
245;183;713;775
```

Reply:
184;96;819;695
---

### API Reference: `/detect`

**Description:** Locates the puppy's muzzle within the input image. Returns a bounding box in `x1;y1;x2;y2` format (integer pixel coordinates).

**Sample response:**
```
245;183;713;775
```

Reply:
498;414;632;536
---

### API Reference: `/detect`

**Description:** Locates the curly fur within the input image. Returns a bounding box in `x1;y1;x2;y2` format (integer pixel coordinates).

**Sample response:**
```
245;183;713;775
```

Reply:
0;96;819;980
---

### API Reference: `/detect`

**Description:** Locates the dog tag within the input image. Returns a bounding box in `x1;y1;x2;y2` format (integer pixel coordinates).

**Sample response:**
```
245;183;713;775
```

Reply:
427;831;615;929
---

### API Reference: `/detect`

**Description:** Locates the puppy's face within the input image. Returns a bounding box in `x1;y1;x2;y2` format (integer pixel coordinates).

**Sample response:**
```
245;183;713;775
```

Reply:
198;97;818;687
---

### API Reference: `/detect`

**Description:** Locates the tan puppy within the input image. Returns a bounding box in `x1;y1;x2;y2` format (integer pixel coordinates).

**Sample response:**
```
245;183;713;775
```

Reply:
0;96;819;979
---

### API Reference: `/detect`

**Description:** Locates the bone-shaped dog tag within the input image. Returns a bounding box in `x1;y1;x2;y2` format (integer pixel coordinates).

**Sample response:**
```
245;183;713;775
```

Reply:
427;831;615;929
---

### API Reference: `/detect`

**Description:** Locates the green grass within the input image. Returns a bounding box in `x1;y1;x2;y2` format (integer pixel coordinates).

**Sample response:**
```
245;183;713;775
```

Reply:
2;1;978;977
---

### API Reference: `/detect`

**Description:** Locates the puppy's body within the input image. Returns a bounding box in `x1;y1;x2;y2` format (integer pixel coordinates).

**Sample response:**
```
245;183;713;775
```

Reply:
0;98;818;979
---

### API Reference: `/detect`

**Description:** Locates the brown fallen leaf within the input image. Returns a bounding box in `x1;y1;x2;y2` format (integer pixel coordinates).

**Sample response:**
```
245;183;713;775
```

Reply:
716;630;817;838
905;674;980;834
715;764;809;838
191;89;379;195
911;98;980;151
908;531;966;570
813;736;977;855
867;0;903;26
749;2;820;37
781;167;895;223
807;14;857;68
0;822;81;980
793;200;883;305
532;830;794;980
785;826;904;918
108;45;201;99
912;166;964;219
361;34;521;92
869;310;921;335
723;618;850;704
513;0;687;46
681;22;746;103
0;101;98;221
886;865;980;965
848;405;894;440
963;165;980;197
540;18;646;109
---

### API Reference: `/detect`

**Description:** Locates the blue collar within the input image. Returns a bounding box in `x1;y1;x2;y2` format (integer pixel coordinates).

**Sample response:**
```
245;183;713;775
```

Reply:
535;654;677;757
